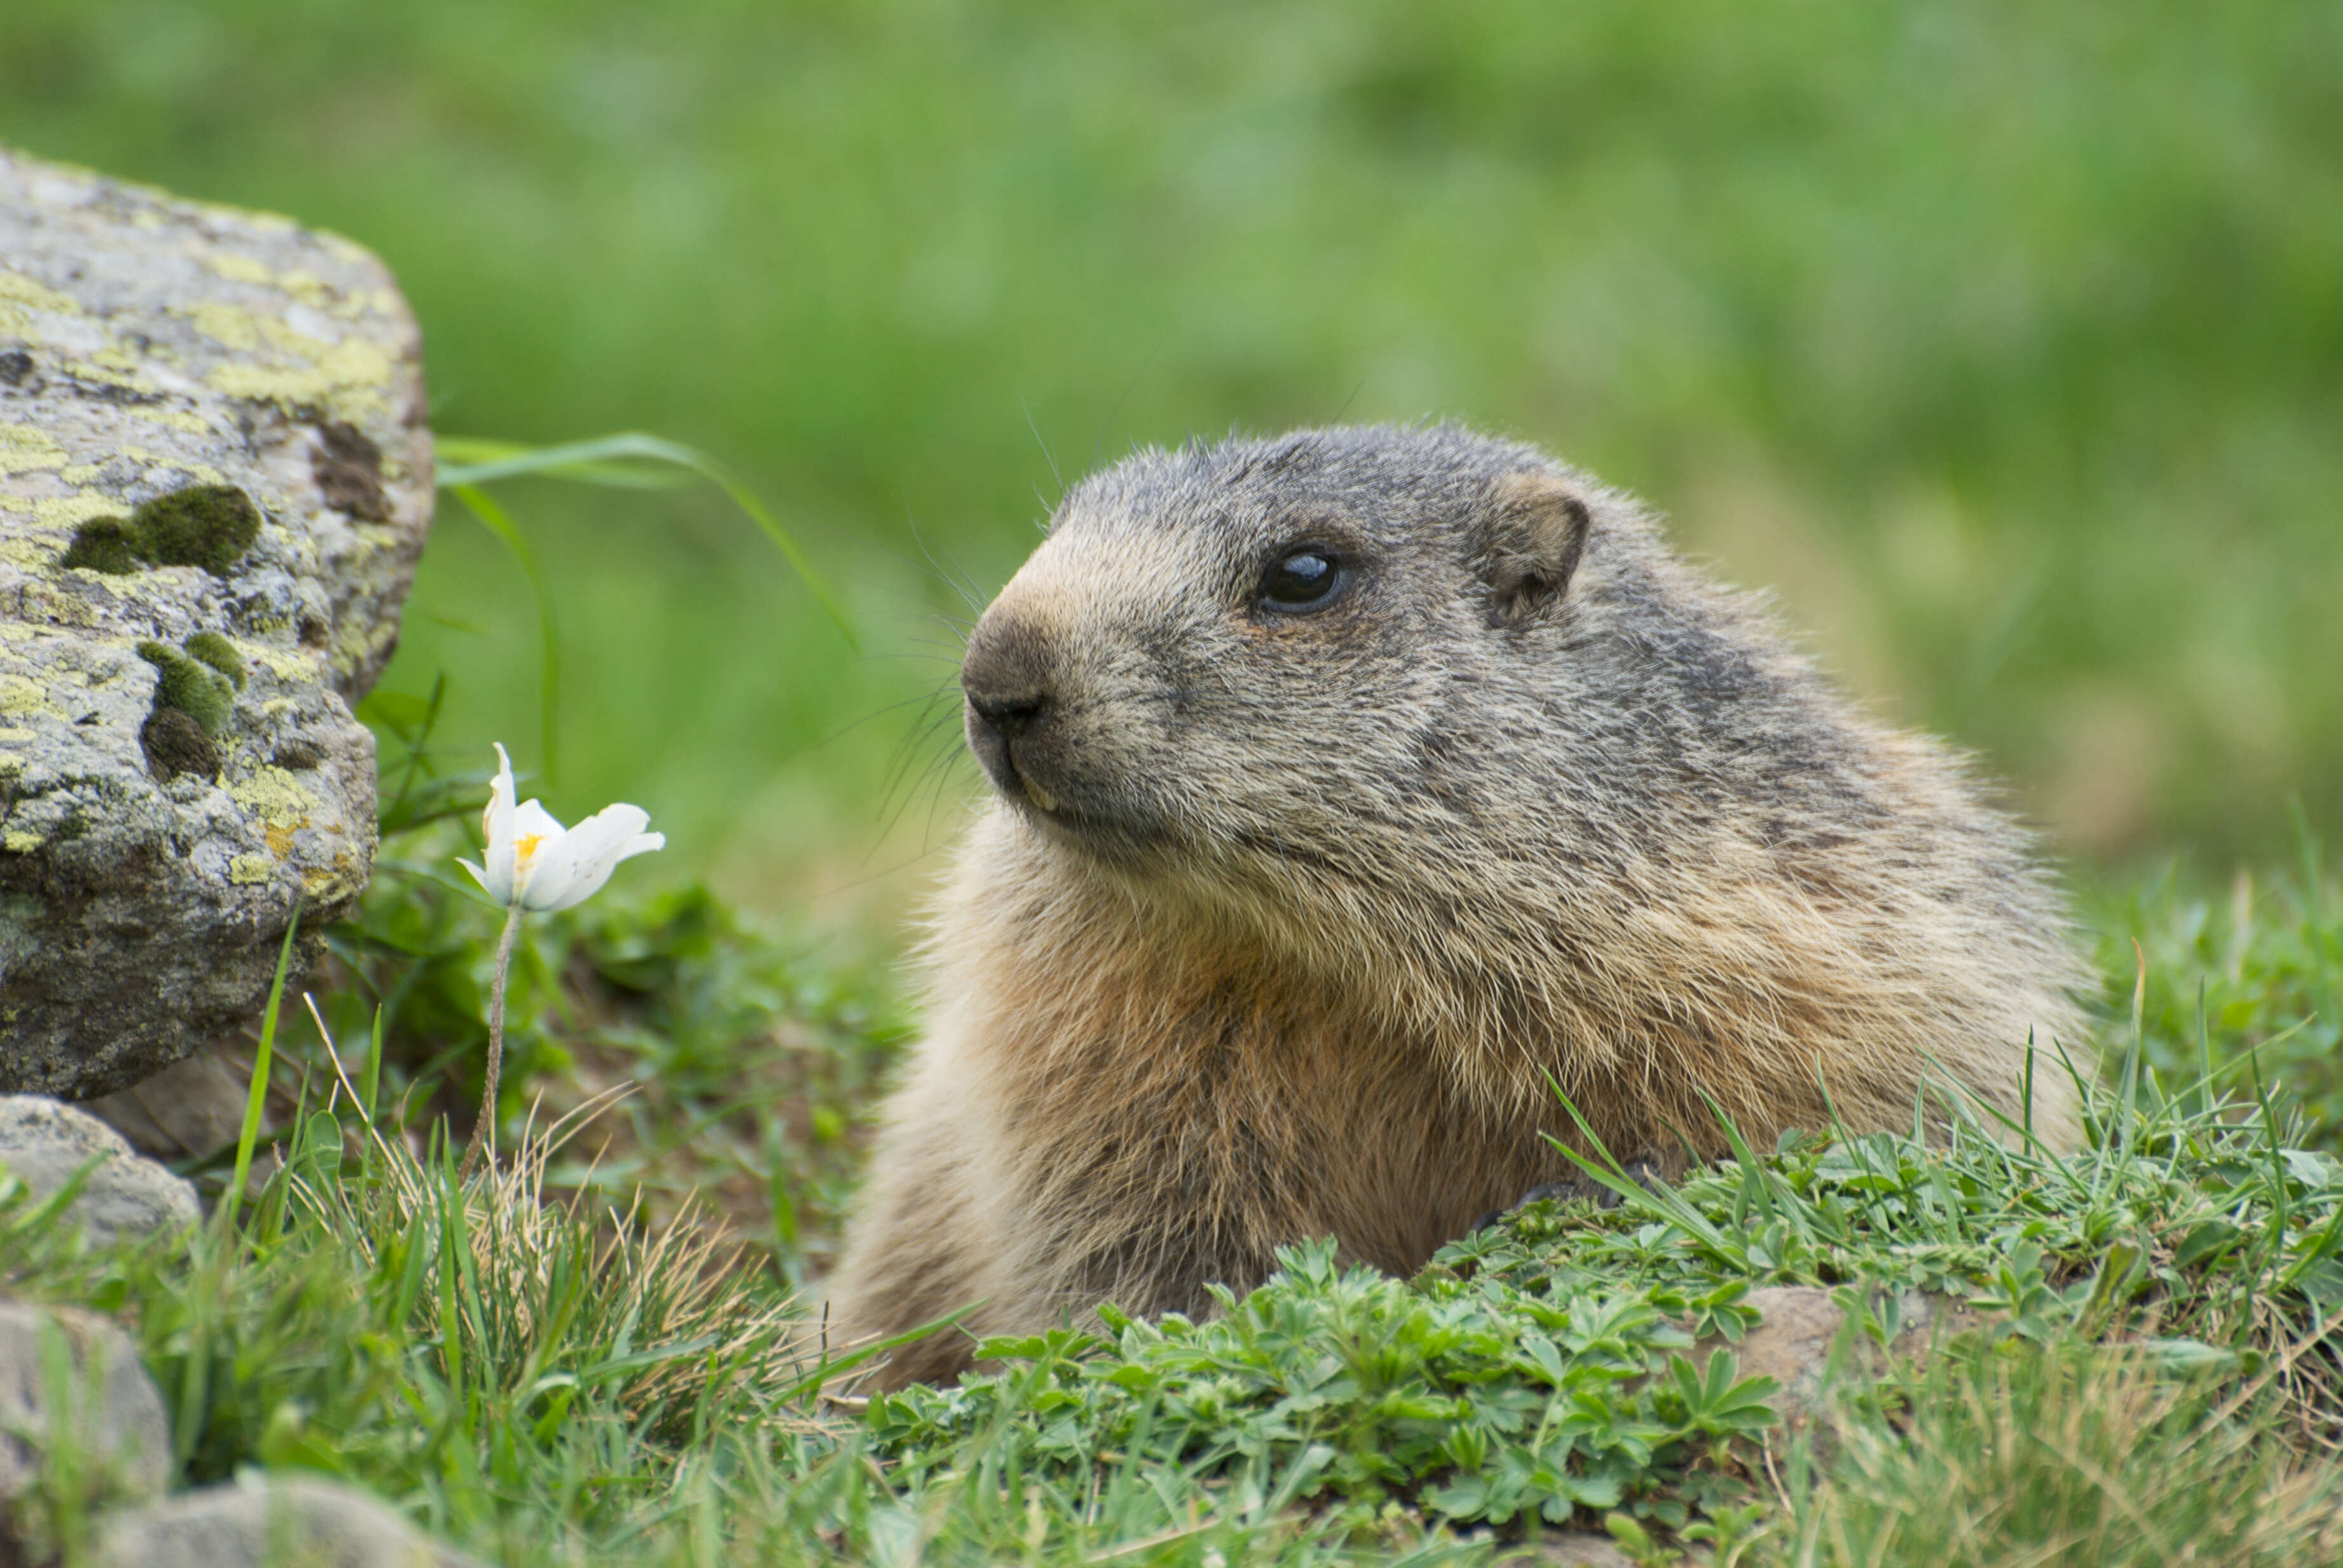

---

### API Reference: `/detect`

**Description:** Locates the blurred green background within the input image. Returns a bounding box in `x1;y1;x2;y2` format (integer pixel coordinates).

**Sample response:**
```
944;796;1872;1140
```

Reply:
5;0;2339;941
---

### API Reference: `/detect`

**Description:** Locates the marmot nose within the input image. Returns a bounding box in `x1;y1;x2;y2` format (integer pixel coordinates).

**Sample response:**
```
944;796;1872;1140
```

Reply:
966;686;1050;739
960;615;1057;740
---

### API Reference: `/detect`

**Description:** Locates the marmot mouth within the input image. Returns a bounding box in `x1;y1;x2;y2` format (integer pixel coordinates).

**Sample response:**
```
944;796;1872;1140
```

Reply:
1004;754;1060;814
992;758;1174;859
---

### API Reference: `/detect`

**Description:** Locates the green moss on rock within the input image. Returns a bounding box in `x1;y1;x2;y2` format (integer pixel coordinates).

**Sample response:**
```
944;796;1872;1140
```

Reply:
139;707;220;782
133;486;261;576
135;640;235;737
182;631;247;690
55;486;261;579
58;517;141;574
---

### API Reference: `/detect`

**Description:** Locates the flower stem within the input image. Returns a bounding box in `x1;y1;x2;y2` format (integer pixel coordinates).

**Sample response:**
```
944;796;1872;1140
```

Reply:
458;904;526;1182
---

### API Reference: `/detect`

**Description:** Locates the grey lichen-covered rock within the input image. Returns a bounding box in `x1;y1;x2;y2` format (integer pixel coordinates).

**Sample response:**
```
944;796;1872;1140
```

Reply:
0;1094;199;1244
0;1298;172;1510
0;147;432;1096
97;1475;484;1568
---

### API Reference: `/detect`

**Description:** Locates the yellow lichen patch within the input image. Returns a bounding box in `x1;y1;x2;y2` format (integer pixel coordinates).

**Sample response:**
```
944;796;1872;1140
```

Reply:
0;268;77;331
0;728;34;744
83;574;181;611
207;357;388;421
0;425;69;478
231;639;320;683
0;269;76;313
228;765;317;827
127;406;210;435
183;301;350;360
264;822;298;856
300;862;360;901
278;269;336;309
179;294;397;418
0;675;58;719
356;287;402;319
44;597;97;629
181;302;264;353
205;252;276;287
0;491;131;530
58;447;229;488
229;853;274;885
58;360;158;399
319;337;392;383
3;829;44;854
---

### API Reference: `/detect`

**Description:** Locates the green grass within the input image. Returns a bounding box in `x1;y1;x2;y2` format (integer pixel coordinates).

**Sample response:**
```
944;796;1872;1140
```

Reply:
2091;819;2343;1151
4;0;2339;887
7;824;2343;1566
1766;1349;2343;1568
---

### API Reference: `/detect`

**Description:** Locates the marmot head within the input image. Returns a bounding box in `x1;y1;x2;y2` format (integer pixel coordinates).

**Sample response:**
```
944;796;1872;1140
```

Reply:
951;423;2086;1138
957;424;1693;902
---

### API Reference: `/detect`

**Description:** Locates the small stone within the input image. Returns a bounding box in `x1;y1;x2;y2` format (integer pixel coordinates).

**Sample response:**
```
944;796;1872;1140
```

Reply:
82;1049;251;1162
0;1298;172;1510
1695;1284;1986;1431
0;1096;199;1246
97;1475;485;1568
1520;1532;1638;1568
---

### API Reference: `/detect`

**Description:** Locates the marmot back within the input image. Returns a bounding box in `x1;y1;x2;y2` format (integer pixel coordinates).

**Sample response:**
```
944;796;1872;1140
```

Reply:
831;423;2091;1386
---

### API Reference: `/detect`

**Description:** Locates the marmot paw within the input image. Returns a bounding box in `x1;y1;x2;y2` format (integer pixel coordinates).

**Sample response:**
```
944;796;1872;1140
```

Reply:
1470;1157;1664;1233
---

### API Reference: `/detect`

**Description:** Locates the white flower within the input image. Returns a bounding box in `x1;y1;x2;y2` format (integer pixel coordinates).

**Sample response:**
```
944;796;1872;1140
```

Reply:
458;744;664;913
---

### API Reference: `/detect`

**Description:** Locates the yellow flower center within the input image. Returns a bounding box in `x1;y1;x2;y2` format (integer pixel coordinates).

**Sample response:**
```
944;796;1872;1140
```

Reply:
514;832;545;871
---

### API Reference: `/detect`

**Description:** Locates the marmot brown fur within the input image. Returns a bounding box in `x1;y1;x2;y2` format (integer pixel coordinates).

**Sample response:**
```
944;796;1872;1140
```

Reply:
830;423;2091;1387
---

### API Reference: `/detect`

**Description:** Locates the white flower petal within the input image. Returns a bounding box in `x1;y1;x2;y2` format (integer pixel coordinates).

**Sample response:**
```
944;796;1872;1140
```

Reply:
456;748;660;913
480;744;518;904
517;864;580;912
512;798;566;839
526;804;658;912
507;797;568;904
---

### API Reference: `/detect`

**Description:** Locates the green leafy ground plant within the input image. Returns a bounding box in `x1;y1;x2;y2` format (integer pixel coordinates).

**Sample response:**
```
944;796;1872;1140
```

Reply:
10;1023;2330;1565
10;812;2343;1563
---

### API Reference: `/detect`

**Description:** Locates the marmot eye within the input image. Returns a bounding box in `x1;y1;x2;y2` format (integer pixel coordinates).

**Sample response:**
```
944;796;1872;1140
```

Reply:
1260;548;1348;613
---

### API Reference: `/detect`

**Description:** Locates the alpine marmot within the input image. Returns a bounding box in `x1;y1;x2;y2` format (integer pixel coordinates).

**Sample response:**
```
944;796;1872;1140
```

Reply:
830;423;2091;1386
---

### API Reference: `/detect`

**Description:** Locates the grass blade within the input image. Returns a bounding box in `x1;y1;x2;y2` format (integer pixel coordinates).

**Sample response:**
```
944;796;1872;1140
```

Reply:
453;482;560;784
222;905;301;1237
438;432;857;648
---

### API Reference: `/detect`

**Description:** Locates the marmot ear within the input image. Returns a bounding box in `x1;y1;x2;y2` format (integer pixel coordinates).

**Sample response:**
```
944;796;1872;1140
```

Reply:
1478;472;1592;625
